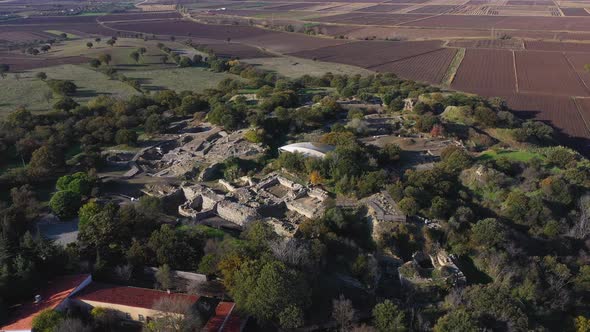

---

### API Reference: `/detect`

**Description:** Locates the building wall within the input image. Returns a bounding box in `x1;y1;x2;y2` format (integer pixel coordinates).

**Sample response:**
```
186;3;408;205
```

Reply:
72;299;167;323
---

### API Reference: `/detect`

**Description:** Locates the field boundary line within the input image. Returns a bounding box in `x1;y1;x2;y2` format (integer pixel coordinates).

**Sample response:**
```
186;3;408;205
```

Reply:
563;52;590;96
572;97;590;135
442;47;465;86
512;50;519;93
365;47;448;70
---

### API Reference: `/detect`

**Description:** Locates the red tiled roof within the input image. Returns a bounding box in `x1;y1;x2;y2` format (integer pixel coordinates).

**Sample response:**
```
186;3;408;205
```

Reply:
1;274;90;332
224;310;245;332
205;302;244;332
73;282;199;310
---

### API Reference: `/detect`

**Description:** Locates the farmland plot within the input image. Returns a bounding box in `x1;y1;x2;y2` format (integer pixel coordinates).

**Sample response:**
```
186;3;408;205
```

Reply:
504;93;590;149
563;52;590;90
561;7;590;16
525;40;590;52
355;4;410;12
575;97;590;129
289;40;444;68
371;48;457;84
515;51;589;96
451;49;517;94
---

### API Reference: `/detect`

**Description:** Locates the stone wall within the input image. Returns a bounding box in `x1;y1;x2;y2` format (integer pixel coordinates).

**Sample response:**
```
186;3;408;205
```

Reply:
216;201;259;226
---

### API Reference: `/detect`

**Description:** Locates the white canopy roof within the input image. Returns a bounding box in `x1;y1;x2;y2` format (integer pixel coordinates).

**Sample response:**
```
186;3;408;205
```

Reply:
278;142;335;158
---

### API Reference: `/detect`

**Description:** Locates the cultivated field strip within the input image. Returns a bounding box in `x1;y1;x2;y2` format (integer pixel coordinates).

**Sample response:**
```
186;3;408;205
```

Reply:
354;4;410;12
560;7;590;16
515;50;589;96
525;40;590;52
288;40;443;68
503;93;590;146
400;14;590;31
564;52;590;90
105;20;350;54
447;39;524;49
311;12;431;25
371;48;458;83
574;98;590;133
451;49;517;94
96;11;182;23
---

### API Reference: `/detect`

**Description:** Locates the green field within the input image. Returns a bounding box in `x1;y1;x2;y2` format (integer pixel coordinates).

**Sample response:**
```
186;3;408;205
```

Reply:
0;38;361;115
242;56;373;79
128;67;243;92
0;38;248;115
478;149;545;162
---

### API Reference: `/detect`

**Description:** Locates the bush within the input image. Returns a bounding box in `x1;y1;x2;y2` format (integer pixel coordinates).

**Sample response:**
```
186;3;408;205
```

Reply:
244;129;265;143
32;309;64;332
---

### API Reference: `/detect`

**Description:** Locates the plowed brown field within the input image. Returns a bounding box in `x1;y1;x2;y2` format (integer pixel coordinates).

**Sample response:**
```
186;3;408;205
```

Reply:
452;49;517;94
371;48;457;84
515;51;589;96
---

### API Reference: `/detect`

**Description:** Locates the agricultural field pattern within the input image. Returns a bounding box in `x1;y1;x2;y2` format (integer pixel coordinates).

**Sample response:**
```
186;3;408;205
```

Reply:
1;0;590;154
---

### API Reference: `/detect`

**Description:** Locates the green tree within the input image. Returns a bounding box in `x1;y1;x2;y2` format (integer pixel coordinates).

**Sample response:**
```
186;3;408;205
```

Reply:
380;143;402;164
53;97;79;111
56;172;93;196
145;114;165;134
46;79;77;96
79;201;101;228
35;72;47;81
575;316;590;332
49;190;81;219
372;300;406;332
115;129;138;146
471;218;504;247
230;259;309;324
178;56;193;68
98;54;112;65
0;64;9;78
398;197;419;216
78;203;119;257
129;51;140;64
89;59;101;69
279;305;305;329
86;42;93;49
155;264;173;290
434;309;478;332
28;144;64;177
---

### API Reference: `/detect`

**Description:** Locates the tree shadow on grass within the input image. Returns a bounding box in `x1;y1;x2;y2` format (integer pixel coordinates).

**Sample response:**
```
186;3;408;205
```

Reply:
76;89;107;98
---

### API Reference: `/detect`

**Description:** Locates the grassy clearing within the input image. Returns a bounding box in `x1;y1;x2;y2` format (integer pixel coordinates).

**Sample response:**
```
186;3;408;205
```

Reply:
242;55;373;79
44;30;80;39
478;149;545;162
0;75;52;114
442;47;465;86
441;105;471;125
129;67;243;93
48;38;198;72
0;64;139;115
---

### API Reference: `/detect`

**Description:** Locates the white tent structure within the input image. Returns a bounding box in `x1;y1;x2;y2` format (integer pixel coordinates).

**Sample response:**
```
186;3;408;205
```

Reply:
278;142;335;159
